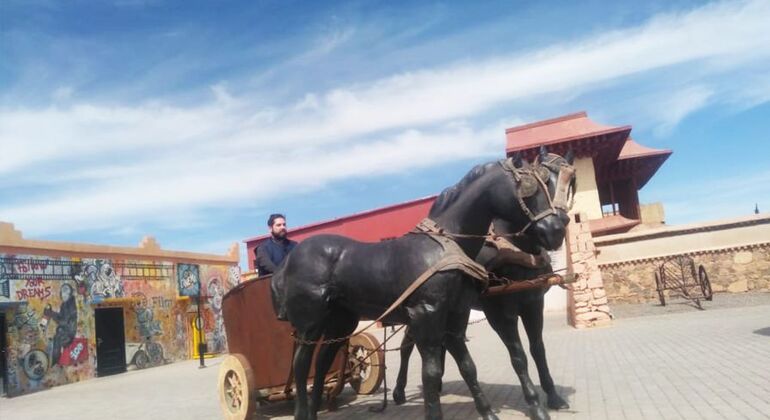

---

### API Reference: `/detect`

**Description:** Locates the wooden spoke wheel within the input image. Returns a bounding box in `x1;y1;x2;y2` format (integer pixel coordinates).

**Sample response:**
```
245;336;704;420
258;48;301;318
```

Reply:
347;332;384;395
218;354;256;420
655;270;666;306
699;265;713;301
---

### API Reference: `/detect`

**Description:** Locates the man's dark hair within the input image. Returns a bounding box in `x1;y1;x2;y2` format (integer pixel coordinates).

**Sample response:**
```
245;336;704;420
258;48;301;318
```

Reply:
267;213;286;227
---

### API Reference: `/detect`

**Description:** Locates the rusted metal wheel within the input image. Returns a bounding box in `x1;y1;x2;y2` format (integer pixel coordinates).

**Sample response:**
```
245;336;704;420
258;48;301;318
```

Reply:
699;265;713;301
347;332;384;395
655;270;666;306
218;354;256;420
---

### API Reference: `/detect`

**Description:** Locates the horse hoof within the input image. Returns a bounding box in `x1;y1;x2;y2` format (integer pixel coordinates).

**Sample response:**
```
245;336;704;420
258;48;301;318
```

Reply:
547;393;570;410
393;388;407;405
528;405;550;420
481;412;499;420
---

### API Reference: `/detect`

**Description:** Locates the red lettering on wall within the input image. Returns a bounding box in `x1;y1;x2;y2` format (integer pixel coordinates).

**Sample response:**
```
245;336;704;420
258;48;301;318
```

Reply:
15;278;52;301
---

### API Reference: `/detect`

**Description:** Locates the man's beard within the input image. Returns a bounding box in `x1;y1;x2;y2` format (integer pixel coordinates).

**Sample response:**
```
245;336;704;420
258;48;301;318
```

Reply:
272;230;287;239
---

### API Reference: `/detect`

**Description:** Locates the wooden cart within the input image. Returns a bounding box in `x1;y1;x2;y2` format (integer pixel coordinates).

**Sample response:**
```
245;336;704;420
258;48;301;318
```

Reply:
217;272;384;420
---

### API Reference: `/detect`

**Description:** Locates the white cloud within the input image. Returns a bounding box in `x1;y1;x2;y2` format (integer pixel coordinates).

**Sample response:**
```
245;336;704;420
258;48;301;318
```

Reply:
0;122;503;235
652;85;714;135
2;0;770;235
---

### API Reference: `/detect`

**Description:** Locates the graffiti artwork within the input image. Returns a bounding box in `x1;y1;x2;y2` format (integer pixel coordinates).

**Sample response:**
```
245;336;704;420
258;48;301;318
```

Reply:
227;266;241;288
0;260;10;298
42;283;79;366
21;349;49;380
2;252;236;397
15;278;53;301
132;292;162;338
176;264;200;296
73;259;124;302
127;337;166;369
207;278;226;353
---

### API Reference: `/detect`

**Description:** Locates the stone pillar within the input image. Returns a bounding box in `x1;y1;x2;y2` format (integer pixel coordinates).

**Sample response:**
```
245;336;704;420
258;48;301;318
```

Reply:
566;214;612;328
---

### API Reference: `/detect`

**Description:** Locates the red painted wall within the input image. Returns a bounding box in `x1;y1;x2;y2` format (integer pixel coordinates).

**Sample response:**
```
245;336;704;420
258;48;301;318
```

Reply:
245;196;437;270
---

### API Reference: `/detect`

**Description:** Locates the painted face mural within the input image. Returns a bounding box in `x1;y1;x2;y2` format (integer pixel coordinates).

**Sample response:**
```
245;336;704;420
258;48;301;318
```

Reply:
176;264;200;296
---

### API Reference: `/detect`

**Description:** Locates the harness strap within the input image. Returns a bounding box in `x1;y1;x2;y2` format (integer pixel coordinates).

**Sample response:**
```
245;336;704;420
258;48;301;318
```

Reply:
486;232;551;269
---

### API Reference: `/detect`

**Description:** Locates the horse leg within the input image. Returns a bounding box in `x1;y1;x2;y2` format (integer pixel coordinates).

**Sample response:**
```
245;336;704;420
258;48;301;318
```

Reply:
393;328;415;405
443;313;498;420
292;326;324;420
407;301;450;420
484;302;549;420
520;300;568;410
308;311;358;418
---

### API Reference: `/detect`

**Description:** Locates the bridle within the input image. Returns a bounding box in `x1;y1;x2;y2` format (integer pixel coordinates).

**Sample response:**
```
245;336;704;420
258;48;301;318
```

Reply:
499;155;575;235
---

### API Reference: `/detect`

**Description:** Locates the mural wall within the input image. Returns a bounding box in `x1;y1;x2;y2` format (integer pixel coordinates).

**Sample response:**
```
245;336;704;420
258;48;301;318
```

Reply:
0;254;239;397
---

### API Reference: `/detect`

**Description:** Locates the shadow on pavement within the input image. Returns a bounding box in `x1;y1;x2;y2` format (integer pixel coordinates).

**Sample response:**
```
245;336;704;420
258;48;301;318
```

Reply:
753;327;770;336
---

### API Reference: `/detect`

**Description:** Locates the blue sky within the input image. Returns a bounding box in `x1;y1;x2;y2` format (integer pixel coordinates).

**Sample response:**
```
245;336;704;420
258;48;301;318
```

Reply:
1;0;769;265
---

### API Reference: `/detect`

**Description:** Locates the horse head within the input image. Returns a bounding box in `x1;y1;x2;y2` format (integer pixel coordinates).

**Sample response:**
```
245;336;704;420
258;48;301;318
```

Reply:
489;147;574;250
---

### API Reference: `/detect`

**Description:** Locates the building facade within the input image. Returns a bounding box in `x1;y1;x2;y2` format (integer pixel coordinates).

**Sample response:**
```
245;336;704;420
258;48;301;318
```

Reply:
0;223;240;397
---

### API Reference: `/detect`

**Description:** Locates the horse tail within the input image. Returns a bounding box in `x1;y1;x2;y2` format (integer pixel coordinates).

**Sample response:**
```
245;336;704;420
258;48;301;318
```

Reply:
270;262;289;321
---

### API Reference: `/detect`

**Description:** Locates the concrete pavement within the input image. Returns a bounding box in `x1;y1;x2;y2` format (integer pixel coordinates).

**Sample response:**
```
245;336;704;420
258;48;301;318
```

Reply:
2;298;769;419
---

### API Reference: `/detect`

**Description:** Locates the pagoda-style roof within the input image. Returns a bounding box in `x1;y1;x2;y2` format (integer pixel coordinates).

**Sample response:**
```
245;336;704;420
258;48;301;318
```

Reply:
601;139;672;188
505;111;631;163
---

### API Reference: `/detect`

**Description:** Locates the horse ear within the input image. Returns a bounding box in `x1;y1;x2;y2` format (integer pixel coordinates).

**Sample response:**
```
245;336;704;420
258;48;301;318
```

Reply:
512;152;524;168
539;145;548;162
564;147;575;165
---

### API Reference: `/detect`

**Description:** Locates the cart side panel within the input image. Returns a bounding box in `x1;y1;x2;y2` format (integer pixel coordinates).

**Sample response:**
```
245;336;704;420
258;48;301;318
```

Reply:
222;276;295;390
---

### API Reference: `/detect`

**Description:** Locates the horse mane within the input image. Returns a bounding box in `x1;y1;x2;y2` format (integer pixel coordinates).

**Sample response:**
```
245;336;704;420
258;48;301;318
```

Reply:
430;161;498;213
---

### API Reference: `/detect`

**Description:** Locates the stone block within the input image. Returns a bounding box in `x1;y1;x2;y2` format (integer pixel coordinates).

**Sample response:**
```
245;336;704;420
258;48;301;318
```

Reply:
576;311;598;322
575;306;590;314
575;292;591;303
733;251;753;265
727;279;748;293
593;296;608;306
592;288;607;299
586;273;605;289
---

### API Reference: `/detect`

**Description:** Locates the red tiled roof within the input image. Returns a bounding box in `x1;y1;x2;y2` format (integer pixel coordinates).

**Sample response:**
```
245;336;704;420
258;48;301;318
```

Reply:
604;138;672;188
505;111;632;160
618;138;672;160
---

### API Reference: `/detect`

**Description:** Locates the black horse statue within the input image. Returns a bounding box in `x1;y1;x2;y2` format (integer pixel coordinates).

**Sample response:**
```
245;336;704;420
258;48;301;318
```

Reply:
393;151;575;420
271;151;570;420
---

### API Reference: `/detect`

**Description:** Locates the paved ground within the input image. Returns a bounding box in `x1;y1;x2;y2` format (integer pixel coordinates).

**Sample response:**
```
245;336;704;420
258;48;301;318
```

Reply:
2;294;769;420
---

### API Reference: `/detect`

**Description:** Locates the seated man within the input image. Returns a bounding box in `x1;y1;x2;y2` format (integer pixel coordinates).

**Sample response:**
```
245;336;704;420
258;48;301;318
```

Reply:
255;213;297;276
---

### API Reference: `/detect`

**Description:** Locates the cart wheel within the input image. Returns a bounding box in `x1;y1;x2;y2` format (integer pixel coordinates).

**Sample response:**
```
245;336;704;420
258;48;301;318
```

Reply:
699;265;713;301
218;354;256;420
348;332;384;395
655;270;666;306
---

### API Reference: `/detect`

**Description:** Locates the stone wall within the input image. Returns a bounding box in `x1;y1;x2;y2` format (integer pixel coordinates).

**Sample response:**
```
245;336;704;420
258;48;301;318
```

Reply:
600;243;770;304
566;218;612;328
